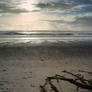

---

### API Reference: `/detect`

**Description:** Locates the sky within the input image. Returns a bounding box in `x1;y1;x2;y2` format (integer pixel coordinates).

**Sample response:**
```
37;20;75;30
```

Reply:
0;0;92;31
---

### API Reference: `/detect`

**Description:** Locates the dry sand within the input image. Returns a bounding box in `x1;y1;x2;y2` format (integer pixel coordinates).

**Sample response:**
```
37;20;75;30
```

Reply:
0;41;92;92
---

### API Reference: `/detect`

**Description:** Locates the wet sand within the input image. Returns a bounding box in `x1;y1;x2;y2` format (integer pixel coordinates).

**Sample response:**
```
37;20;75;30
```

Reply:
0;41;92;92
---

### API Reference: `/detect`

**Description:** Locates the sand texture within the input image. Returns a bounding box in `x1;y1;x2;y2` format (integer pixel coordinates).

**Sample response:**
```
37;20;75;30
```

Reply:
0;41;92;92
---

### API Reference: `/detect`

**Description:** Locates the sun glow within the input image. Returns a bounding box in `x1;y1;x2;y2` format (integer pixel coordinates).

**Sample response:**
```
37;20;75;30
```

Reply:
19;0;38;11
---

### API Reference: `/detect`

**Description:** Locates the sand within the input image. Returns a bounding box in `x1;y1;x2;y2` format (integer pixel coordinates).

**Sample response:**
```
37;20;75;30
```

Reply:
0;41;92;92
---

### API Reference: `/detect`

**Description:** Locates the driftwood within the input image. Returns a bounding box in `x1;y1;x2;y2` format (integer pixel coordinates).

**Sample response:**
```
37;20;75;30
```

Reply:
40;70;92;92
78;70;92;75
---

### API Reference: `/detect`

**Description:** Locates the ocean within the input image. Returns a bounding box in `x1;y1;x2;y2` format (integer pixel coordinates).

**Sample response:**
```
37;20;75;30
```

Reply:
0;31;92;46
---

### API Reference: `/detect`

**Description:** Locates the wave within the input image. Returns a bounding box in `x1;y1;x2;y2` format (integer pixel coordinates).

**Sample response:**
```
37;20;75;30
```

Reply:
0;31;92;47
0;30;92;35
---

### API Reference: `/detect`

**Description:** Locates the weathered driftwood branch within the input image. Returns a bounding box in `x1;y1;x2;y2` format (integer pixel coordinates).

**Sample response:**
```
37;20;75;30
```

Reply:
40;70;92;92
49;81;60;92
40;85;47;92
79;70;92;75
46;76;92;90
62;70;90;84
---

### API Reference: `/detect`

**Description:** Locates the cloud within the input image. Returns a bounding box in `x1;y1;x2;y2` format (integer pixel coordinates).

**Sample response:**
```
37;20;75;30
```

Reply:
35;1;75;11
0;0;92;31
70;16;92;26
43;12;92;31
33;0;92;15
70;0;92;5
0;8;29;13
0;1;29;13
61;0;92;5
47;16;92;26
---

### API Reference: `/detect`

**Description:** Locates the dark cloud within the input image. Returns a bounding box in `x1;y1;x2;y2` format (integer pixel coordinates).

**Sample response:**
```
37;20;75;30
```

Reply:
35;0;92;11
66;0;92;5
0;3;13;9
0;1;29;13
35;1;75;11
58;0;92;5
0;8;28;13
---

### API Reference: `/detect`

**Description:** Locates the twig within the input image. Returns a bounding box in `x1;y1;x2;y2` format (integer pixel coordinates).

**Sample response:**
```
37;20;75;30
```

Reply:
49;81;60;92
62;70;87;84
40;70;92;92
46;76;92;90
79;70;92;75
40;85;47;92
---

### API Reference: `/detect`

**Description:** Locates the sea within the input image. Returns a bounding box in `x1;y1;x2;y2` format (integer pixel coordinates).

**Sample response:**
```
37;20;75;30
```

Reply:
0;31;92;47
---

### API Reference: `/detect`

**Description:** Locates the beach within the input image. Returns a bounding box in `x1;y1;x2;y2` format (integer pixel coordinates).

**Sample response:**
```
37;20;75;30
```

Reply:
0;0;92;91
0;40;92;92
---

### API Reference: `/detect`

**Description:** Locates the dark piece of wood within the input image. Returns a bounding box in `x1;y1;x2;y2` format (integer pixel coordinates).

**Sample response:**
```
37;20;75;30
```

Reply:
49;81;60;92
46;76;92;90
40;85;47;92
79;70;92;75
40;70;92;92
